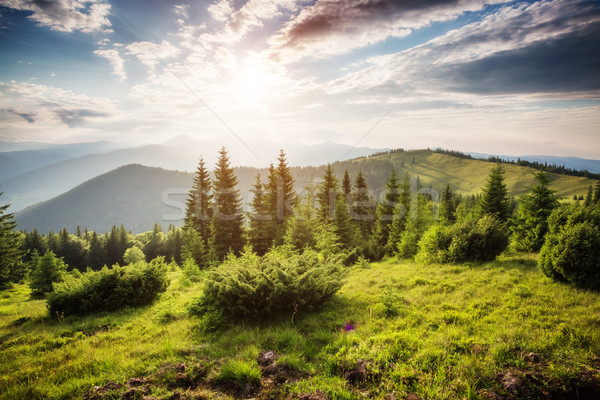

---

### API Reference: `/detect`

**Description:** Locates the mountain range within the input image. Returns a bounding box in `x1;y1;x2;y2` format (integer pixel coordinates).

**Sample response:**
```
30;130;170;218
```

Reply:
14;149;597;234
0;136;385;212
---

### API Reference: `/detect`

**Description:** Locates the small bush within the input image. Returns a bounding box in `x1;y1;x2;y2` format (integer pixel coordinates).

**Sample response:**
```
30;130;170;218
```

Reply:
416;215;509;263
47;257;170;316
189;246;345;324
539;205;600;289
182;258;202;282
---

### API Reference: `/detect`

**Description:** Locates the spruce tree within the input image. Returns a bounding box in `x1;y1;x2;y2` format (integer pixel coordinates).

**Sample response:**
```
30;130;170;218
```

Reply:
334;194;355;249
373;169;400;252
511;171;558;252
316;165;339;221
23;229;46;262
87;231;105;270
273;150;295;245
342;170;352;200
387;173;412;251
0;193;24;289
584;184;593;207
440;184;456;222
351;171;374;239
212;147;244;260
105;225;121;266
248;174;271;256
480;164;511;222
29;250;66;294
593;181;600;205
285;185;317;251
185;157;213;246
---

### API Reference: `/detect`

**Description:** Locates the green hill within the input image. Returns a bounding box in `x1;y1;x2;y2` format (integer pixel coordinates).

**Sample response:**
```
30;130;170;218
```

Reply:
14;150;596;234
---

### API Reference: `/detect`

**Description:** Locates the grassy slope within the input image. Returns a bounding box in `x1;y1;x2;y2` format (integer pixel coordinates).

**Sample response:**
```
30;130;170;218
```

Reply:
356;150;596;199
1;256;599;399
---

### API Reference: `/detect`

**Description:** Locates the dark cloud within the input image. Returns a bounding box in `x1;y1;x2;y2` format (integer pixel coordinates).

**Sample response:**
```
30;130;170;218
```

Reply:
280;0;466;47
436;23;600;94
8;108;36;123
55;109;110;128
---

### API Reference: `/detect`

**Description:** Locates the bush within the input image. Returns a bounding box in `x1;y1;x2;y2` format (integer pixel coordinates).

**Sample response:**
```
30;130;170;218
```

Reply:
123;246;145;264
416;215;509;263
182;258;202;282
539;205;600;289
189;246;345;325
47;257;170;316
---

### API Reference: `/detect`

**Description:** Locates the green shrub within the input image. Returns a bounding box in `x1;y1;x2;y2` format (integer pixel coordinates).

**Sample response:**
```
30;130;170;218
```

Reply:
213;359;261;393
47;257;170;316
539;205;600;289
415;215;509;263
182;258;202;282
189;246;345;323
123;246;145;264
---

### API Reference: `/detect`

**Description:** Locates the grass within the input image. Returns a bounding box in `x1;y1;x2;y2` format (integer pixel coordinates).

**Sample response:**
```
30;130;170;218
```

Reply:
1;256;599;399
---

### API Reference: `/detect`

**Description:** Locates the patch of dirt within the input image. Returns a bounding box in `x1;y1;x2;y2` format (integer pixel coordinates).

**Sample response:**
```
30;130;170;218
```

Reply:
296;390;328;400
257;350;305;385
344;359;367;384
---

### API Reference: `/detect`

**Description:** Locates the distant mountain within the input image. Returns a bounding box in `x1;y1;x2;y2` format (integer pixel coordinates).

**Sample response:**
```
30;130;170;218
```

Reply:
1;138;385;212
15;150;596;234
467;152;600;174
0;140;129;157
0;151;72;181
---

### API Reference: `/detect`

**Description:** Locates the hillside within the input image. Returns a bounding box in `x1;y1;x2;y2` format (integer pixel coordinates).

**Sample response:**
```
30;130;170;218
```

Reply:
14;150;596;234
1;256;599;399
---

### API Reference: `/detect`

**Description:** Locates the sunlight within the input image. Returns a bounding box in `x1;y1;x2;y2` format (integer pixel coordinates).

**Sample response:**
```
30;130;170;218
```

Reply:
234;56;274;101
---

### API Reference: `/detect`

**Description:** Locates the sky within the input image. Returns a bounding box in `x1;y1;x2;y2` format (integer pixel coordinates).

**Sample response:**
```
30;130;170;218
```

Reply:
0;0;599;160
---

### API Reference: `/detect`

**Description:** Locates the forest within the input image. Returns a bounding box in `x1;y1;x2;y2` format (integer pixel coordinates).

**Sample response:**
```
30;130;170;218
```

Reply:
1;147;600;399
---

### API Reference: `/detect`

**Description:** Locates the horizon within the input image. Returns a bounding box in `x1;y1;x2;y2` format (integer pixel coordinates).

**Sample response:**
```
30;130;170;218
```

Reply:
0;0;599;160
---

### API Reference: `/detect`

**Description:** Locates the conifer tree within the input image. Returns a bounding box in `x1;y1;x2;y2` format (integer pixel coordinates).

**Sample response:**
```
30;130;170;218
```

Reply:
373;169;400;252
29;250;66;294
87;231;105;270
285;185;317;251
480;164;511;222
182;227;208;267
584;184;593;207
351;171;374;239
334;194;355;249
185;157;213;246
0;193;24;289
593;181;600;205
439;184;456;222
23;229;46;262
511;171;558;252
105;225;121;266
248;174;271;256
342;170;352;200
387;173;412;250
316;165;339;221
273;150;295;245
212;147;244;260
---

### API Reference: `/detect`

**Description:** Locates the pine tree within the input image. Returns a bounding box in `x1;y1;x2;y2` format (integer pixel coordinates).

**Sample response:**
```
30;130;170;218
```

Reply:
351;171;375;239
439;184;456;222
23;229;46;262
316;165;339;221
87;231;105;270
185;157;213;246
511;171;558;252
212;147;245;260
387;173;412;250
373;169;400;252
29;250;66;294
285;185;317;251
144;223;166;261
584;184;593;207
342;170;352;200
480;164;511;222
182;228;208;267
248;174;271;256
334;194;355;249
273;150;295;245
0;193;24;289
593;181;600;205
105;225;121;266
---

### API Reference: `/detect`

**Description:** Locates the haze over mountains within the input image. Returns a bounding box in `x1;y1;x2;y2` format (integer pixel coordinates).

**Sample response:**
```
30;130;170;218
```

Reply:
0;136;386;212
14;149;597;234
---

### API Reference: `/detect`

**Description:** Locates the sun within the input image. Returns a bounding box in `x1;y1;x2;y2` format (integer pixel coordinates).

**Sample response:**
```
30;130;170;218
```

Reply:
234;56;275;101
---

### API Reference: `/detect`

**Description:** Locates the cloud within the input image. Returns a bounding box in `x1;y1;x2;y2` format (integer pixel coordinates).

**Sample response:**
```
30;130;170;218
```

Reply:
203;0;296;43
7;108;36;123
318;0;600;103
55;108;110;128
0;0;112;33
436;22;600;94
94;49;126;81
268;0;504;61
125;40;180;74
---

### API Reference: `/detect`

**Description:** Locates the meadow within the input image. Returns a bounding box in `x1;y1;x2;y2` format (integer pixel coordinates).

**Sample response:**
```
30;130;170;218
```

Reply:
1;254;599;399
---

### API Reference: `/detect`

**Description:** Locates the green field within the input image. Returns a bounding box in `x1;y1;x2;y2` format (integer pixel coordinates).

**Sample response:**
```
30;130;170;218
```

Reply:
1;255;599;399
